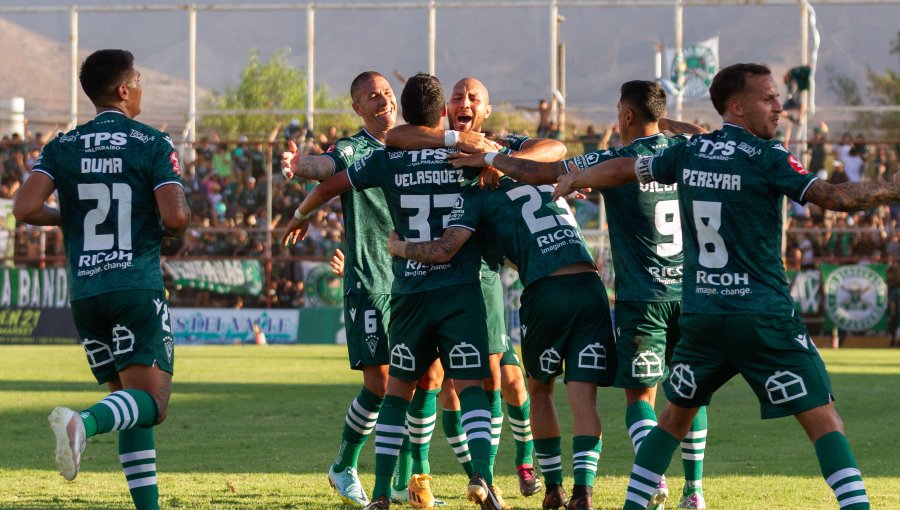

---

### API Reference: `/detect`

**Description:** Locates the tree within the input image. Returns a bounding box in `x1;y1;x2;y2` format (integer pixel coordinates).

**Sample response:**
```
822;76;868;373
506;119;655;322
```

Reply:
199;48;355;140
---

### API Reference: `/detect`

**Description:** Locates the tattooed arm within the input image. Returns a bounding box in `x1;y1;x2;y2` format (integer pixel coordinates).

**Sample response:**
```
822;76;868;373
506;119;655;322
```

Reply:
804;178;900;212
449;152;565;185
155;182;191;237
387;228;474;265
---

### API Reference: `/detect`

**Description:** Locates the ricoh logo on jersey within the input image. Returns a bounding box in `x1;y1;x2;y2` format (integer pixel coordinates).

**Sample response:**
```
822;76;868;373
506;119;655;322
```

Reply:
647;265;682;285
695;271;751;296
536;227;582;255
394;168;464;187
80;132;127;148
81;158;123;174
75;250;133;277
403;259;450;277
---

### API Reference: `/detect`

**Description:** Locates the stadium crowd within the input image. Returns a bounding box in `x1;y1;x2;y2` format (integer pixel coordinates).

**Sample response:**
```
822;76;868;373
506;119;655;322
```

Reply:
2;119;899;313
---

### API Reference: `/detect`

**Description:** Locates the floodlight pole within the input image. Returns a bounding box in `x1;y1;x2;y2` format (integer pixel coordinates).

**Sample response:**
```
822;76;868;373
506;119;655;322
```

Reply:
428;0;437;75
187;5;197;166
307;3;315;131
674;0;684;121
69;5;78;131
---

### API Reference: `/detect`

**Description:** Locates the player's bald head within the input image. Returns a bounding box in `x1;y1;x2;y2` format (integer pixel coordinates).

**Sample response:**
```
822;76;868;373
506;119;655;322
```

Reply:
453;77;490;103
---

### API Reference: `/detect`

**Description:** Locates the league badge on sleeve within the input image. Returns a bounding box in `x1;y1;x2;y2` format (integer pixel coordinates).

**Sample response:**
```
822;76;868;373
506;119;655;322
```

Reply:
787;154;807;175
169;151;182;176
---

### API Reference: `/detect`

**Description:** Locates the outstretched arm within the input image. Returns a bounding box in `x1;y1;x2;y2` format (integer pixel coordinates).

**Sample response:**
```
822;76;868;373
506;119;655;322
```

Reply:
386;125;501;154
552;157;638;201
803;177;900;212
282;139;337;181
658;117;708;136
281;172;352;246
513;138;567;162
387;228;473;265
449;152;565;185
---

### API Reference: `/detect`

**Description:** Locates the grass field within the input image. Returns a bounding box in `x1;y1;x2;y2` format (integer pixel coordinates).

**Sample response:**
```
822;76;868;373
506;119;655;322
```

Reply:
1;345;898;510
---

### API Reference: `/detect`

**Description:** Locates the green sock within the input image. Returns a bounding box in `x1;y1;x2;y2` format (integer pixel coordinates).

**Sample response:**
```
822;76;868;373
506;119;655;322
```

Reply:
442;408;473;476
81;390;158;438
408;387;438;475
623;427;679;510
459;386;493;485
815;431;869;510
119;426;158;510
681;406;707;490
392;436;412;492
624;400;657;453
487;390;503;477
507;397;534;466
334;387;383;471
534;436;563;486
573;435;601;487
372;395;409;500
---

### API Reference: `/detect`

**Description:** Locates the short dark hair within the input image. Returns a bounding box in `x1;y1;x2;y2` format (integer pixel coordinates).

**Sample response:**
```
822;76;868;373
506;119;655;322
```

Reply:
619;80;667;122
400;74;444;126
79;49;136;105
709;63;771;115
350;71;386;103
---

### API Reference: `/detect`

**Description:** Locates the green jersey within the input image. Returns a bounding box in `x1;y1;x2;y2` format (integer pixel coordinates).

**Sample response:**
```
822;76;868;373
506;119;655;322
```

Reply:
646;123;816;315
321;129;393;294
32;111;183;301
448;178;594;288
569;134;687;302
347;147;482;294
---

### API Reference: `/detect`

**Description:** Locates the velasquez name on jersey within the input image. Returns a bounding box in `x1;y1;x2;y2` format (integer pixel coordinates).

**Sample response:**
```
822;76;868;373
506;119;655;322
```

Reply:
395;168;465;187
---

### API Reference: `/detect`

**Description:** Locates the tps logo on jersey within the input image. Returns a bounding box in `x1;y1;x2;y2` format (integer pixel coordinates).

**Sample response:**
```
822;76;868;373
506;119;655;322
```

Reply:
787;154;807;175
170;151;182;176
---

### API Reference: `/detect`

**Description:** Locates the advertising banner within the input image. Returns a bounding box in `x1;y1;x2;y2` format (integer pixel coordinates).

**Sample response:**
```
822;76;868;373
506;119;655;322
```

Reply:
171;308;299;344
0;307;78;344
0;267;69;308
163;260;263;295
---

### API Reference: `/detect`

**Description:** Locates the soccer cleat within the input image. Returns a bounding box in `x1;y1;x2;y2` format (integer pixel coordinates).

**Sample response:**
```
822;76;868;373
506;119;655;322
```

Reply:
467;473;504;510
328;465;370;506
491;485;512;510
542;484;570;509
408;474;435;509
677;490;706;510
566;494;594;510
648;475;669;510
49;407;86;481
390;486;408;504
364;495;392;509
517;464;544;497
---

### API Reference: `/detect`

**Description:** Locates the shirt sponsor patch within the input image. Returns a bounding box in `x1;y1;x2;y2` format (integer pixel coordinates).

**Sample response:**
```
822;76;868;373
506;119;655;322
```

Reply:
787;154;807;175
170;151;182;176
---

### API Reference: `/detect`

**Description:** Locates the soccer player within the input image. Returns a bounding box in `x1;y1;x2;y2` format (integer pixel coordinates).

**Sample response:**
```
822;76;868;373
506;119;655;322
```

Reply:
283;74;503;510
386;77;568;500
553;63;888;510
384;166;616;510
566;81;708;510
282;70;439;507
12;49;190;510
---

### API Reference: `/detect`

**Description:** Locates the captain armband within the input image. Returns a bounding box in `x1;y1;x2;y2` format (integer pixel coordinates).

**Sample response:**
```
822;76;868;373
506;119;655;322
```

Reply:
634;157;655;184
